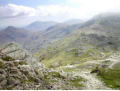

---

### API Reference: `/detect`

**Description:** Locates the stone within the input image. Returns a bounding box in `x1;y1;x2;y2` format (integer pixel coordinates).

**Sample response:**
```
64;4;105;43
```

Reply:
34;78;41;83
0;69;5;74
50;61;61;68
7;77;19;86
0;80;7;87
4;62;14;68
0;74;6;82
10;67;18;74
19;65;36;77
100;52;105;58
13;60;19;66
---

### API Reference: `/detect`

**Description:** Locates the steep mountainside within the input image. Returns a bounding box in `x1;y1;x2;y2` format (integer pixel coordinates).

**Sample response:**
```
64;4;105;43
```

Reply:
35;13;120;67
25;23;83;52
25;21;57;32
0;22;83;53
0;26;31;46
81;13;120;34
63;19;85;25
26;13;120;52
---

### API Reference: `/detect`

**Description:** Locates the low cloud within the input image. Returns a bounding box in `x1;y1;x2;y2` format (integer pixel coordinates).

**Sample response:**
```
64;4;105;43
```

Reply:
69;0;120;12
37;5;79;21
0;4;37;19
1;1;120;27
0;4;81;21
0;4;83;26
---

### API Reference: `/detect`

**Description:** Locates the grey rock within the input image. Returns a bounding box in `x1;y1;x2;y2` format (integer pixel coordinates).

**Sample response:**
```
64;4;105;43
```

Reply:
0;69;5;74
7;77;19;86
34;78;41;83
0;43;44;69
0;80;7;87
0;74;6;82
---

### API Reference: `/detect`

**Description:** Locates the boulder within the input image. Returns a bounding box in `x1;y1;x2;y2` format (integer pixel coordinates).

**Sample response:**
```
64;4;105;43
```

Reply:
0;80;7;87
0;74;6;82
7;77;19;86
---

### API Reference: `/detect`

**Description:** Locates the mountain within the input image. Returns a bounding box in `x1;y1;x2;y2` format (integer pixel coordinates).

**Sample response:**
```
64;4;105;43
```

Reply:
2;13;120;53
25;21;57;32
0;26;31;46
24;22;84;52
1;13;120;54
0;27;4;31
34;13;120;89
63;19;85;25
81;13;120;34
0;22;84;53
1;13;120;90
35;13;120;66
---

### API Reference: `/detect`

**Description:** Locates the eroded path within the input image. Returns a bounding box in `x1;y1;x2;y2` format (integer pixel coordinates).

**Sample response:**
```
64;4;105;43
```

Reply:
73;70;111;90
57;59;113;90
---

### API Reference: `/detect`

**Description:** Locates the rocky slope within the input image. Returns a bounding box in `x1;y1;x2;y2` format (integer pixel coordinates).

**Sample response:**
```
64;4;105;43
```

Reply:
0;42;87;90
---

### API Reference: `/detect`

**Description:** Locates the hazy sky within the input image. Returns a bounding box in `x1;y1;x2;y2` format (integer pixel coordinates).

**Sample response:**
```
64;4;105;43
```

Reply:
0;0;120;27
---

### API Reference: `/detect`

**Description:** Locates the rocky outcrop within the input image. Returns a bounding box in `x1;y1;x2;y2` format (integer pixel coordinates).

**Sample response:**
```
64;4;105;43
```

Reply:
0;43;45;89
0;42;82;90
0;42;44;69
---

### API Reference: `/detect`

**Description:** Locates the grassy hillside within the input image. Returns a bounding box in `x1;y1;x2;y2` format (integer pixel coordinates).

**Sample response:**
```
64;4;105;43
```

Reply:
34;13;120;73
34;28;117;68
98;68;120;89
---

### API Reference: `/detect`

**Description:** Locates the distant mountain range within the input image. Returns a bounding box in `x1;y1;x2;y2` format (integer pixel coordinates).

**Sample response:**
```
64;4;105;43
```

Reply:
34;12;120;68
0;19;84;52
25;21;58;32
1;13;120;53
63;19;85;25
0;26;30;46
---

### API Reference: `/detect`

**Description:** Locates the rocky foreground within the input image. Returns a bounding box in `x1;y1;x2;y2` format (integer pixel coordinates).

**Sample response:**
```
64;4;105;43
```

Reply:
0;42;120;90
0;43;85;90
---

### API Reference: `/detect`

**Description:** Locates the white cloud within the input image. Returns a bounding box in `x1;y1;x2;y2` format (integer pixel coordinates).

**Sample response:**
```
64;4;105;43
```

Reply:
1;0;120;27
69;0;120;13
36;5;97;21
0;4;84;25
0;4;37;19
64;0;120;20
37;5;78;21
